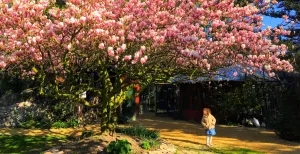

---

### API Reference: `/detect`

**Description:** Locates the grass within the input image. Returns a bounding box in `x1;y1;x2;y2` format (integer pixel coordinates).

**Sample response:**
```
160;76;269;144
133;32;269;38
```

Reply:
178;146;264;154
0;135;68;154
210;147;265;154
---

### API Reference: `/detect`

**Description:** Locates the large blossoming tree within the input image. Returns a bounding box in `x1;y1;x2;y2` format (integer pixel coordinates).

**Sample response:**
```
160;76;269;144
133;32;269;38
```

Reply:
0;0;293;132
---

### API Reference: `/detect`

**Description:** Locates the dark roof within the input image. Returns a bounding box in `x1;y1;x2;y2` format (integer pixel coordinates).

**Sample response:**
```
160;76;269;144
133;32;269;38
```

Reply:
171;66;273;83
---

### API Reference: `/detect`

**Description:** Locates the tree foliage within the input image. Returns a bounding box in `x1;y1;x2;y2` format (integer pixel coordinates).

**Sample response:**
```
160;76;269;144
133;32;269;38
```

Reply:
235;0;300;72
266;0;300;72
0;0;293;133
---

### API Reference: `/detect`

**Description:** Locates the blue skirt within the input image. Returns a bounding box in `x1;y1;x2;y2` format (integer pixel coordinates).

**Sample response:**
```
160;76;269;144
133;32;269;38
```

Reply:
206;128;216;136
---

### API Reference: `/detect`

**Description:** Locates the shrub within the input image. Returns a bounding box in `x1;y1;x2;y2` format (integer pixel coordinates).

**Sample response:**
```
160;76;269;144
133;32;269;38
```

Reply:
15;107;51;129
51;118;80;129
107;139;132;154
51;121;68;128
275;84;300;141
67;118;79;128
140;139;160;150
141;141;150;150
19;119;36;129
213;81;265;124
116;125;159;140
146;139;160;148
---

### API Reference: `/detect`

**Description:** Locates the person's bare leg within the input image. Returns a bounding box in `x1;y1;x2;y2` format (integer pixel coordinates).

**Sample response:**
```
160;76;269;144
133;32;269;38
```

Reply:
206;135;210;146
209;136;213;146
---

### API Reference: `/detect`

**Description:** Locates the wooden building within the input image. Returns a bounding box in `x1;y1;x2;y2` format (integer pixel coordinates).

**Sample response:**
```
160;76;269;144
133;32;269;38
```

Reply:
140;81;243;122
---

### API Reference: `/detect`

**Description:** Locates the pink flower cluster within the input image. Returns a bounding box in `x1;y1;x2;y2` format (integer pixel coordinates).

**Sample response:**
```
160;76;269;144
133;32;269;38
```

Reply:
0;0;293;77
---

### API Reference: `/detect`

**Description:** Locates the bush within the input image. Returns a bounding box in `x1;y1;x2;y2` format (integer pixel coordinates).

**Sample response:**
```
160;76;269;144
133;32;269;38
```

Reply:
107;139;132;154
146;139;160;148
52;121;68;128
116;125;159;140
275;84;300;141
67;118;79;128
140;139;160;150
14;105;52;129
19;119;36;129
141;141;150;150
51;118;80;129
213;80;265;124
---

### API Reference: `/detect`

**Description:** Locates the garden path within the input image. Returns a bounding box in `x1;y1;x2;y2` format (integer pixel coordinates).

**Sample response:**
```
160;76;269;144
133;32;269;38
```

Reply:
131;113;300;154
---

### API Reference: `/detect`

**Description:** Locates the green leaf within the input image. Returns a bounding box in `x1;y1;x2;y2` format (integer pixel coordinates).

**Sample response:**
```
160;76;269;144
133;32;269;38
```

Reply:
32;67;38;73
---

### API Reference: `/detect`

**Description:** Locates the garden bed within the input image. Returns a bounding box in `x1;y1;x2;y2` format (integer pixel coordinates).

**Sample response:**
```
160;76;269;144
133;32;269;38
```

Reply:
42;125;175;154
43;132;176;154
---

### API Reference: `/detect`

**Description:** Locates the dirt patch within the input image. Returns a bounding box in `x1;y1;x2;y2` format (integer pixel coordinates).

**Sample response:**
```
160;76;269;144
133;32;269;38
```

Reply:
43;133;143;154
43;132;177;154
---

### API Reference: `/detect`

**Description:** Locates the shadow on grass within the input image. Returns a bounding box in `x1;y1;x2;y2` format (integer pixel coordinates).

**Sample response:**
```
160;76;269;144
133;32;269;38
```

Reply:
0;135;67;154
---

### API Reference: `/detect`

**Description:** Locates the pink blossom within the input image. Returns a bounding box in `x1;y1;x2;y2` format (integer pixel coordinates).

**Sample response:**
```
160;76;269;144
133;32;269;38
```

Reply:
202;59;208;65
118;30;125;36
206;64;211;70
80;16;87;24
114;56;119;61
110;36;117;44
67;43;72;50
121;44;126;51
107;47;114;57
237;54;243;59
241;44;246;49
272;0;278;4
131;60;137;64
140;46;146;51
0;0;293;85
120;37;125;43
176;58;183;64
282;15;288;20
0;62;6;68
140;57;147;64
123;55;132;61
98;43;105;49
233;72;238;77
269;72;275;77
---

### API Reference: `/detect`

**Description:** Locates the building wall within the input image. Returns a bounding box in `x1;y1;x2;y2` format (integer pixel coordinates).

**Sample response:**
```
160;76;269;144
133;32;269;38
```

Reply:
178;81;243;122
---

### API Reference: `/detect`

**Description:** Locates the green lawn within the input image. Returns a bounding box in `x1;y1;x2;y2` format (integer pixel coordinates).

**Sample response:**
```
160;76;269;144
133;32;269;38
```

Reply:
0;135;68;154
0;134;265;154
177;146;264;154
210;147;264;154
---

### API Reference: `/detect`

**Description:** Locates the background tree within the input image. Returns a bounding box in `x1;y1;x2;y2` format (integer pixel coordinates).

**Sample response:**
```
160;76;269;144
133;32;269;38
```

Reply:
235;0;300;72
265;0;300;72
0;0;293;133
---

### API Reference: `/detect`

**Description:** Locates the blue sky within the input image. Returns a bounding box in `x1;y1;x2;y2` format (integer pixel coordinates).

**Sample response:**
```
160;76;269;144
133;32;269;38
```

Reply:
261;6;297;29
262;15;284;29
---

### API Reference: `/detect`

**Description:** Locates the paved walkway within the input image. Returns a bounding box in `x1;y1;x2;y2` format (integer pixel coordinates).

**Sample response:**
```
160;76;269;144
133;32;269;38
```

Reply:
131;113;300;154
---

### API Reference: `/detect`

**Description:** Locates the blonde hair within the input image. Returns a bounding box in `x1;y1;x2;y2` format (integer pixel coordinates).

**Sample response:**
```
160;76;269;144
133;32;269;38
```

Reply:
203;108;211;116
